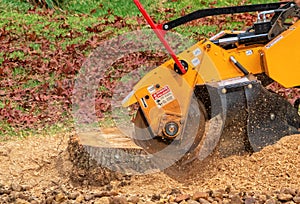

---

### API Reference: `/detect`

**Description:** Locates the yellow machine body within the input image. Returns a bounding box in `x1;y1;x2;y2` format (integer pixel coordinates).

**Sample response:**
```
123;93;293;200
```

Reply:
262;20;300;88
122;20;300;139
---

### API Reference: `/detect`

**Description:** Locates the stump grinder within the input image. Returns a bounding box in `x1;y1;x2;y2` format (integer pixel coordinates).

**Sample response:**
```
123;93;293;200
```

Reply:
120;0;300;161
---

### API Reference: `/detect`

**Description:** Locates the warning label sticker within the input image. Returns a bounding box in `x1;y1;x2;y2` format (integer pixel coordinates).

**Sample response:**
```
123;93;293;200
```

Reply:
152;86;175;108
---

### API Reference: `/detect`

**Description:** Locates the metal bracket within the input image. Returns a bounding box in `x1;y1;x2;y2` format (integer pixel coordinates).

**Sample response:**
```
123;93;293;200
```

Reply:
163;2;289;30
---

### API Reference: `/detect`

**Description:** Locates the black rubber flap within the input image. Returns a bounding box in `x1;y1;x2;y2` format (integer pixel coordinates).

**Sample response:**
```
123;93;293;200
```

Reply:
245;83;300;152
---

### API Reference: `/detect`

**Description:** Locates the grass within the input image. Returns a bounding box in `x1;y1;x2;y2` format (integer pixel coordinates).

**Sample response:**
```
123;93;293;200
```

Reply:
0;0;280;43
22;79;42;88
0;120;73;141
61;0;279;18
0;11;98;48
0;0;283;138
0;0;33;12
12;66;28;77
8;50;26;60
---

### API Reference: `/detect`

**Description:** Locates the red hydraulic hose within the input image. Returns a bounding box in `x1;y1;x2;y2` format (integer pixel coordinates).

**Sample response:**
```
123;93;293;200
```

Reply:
133;0;187;74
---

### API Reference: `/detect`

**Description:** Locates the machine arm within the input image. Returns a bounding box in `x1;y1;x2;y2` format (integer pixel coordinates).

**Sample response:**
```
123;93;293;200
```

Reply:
163;2;290;31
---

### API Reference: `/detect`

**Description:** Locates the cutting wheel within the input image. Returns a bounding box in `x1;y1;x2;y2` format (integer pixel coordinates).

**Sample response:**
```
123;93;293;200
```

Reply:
133;96;207;159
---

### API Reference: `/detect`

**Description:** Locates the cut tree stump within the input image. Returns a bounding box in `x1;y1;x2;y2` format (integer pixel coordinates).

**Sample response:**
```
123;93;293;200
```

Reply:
67;128;157;186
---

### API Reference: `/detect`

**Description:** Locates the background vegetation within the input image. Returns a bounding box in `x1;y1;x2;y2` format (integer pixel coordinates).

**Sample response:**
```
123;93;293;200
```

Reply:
0;0;297;139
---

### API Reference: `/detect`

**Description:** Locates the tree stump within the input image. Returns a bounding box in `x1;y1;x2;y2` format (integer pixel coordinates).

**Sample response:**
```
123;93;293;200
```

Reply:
67;129;157;186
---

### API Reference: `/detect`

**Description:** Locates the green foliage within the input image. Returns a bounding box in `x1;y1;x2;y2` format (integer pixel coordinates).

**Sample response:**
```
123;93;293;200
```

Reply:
0;8;98;50
0;0;291;139
22;79;42;88
0;0;33;12
0;120;73;141
13;66;28;77
8;51;26;60
60;0;279;17
23;0;63;9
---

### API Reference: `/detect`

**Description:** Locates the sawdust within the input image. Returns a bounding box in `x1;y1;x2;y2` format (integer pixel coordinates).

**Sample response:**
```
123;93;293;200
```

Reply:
0;133;72;197
0;133;299;198
117;134;300;195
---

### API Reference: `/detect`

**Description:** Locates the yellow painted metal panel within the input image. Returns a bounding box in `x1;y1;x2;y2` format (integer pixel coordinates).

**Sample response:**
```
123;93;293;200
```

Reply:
263;21;300;88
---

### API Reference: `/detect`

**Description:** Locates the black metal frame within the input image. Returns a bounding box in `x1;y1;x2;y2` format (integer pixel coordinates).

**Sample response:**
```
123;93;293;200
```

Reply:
162;2;290;30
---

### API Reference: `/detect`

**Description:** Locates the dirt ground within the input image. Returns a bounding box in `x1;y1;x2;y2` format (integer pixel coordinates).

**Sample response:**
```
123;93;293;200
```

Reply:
0;132;300;203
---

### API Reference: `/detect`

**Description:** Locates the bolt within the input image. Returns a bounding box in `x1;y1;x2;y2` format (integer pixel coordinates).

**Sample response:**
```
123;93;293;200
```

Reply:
221;88;227;94
270;113;276;121
168;126;175;132
164;24;169;30
248;84;253;89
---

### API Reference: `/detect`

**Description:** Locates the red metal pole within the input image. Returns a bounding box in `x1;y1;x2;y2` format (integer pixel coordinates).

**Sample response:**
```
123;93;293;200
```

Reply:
133;0;187;74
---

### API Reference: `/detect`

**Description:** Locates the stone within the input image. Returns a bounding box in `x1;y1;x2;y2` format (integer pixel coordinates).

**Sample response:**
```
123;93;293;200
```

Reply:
175;194;191;203
245;197;256;204
170;188;183;195
21;185;32;191
286;202;296;204
151;194;161;201
187;200;200;204
18;193;29;201
15;198;30;204
281;188;297;196
0;188;11;195
198;198;211;204
84;194;95;201
111;196;128;204
193;192;209;201
75;194;85;203
223;199;231;204
278;193;293;202
159;198;169;204
10;191;19;200
144;201;156;204
265;198;276;204
207;197;214;203
45;196;54;204
168;195;176;203
55;192;66;202
94;196;111;204
68;192;80;200
214;198;223;203
230;195;242;204
297;189;300;196
94;191;118;198
212;191;223;199
128;195;139;204
106;184;113;191
258;195;267;202
225;186;232;194
11;182;22;192
290;189;297;196
293;196;300;203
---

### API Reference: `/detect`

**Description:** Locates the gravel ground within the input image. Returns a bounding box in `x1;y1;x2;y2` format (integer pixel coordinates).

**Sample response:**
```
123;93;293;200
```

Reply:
0;133;300;204
1;181;300;203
